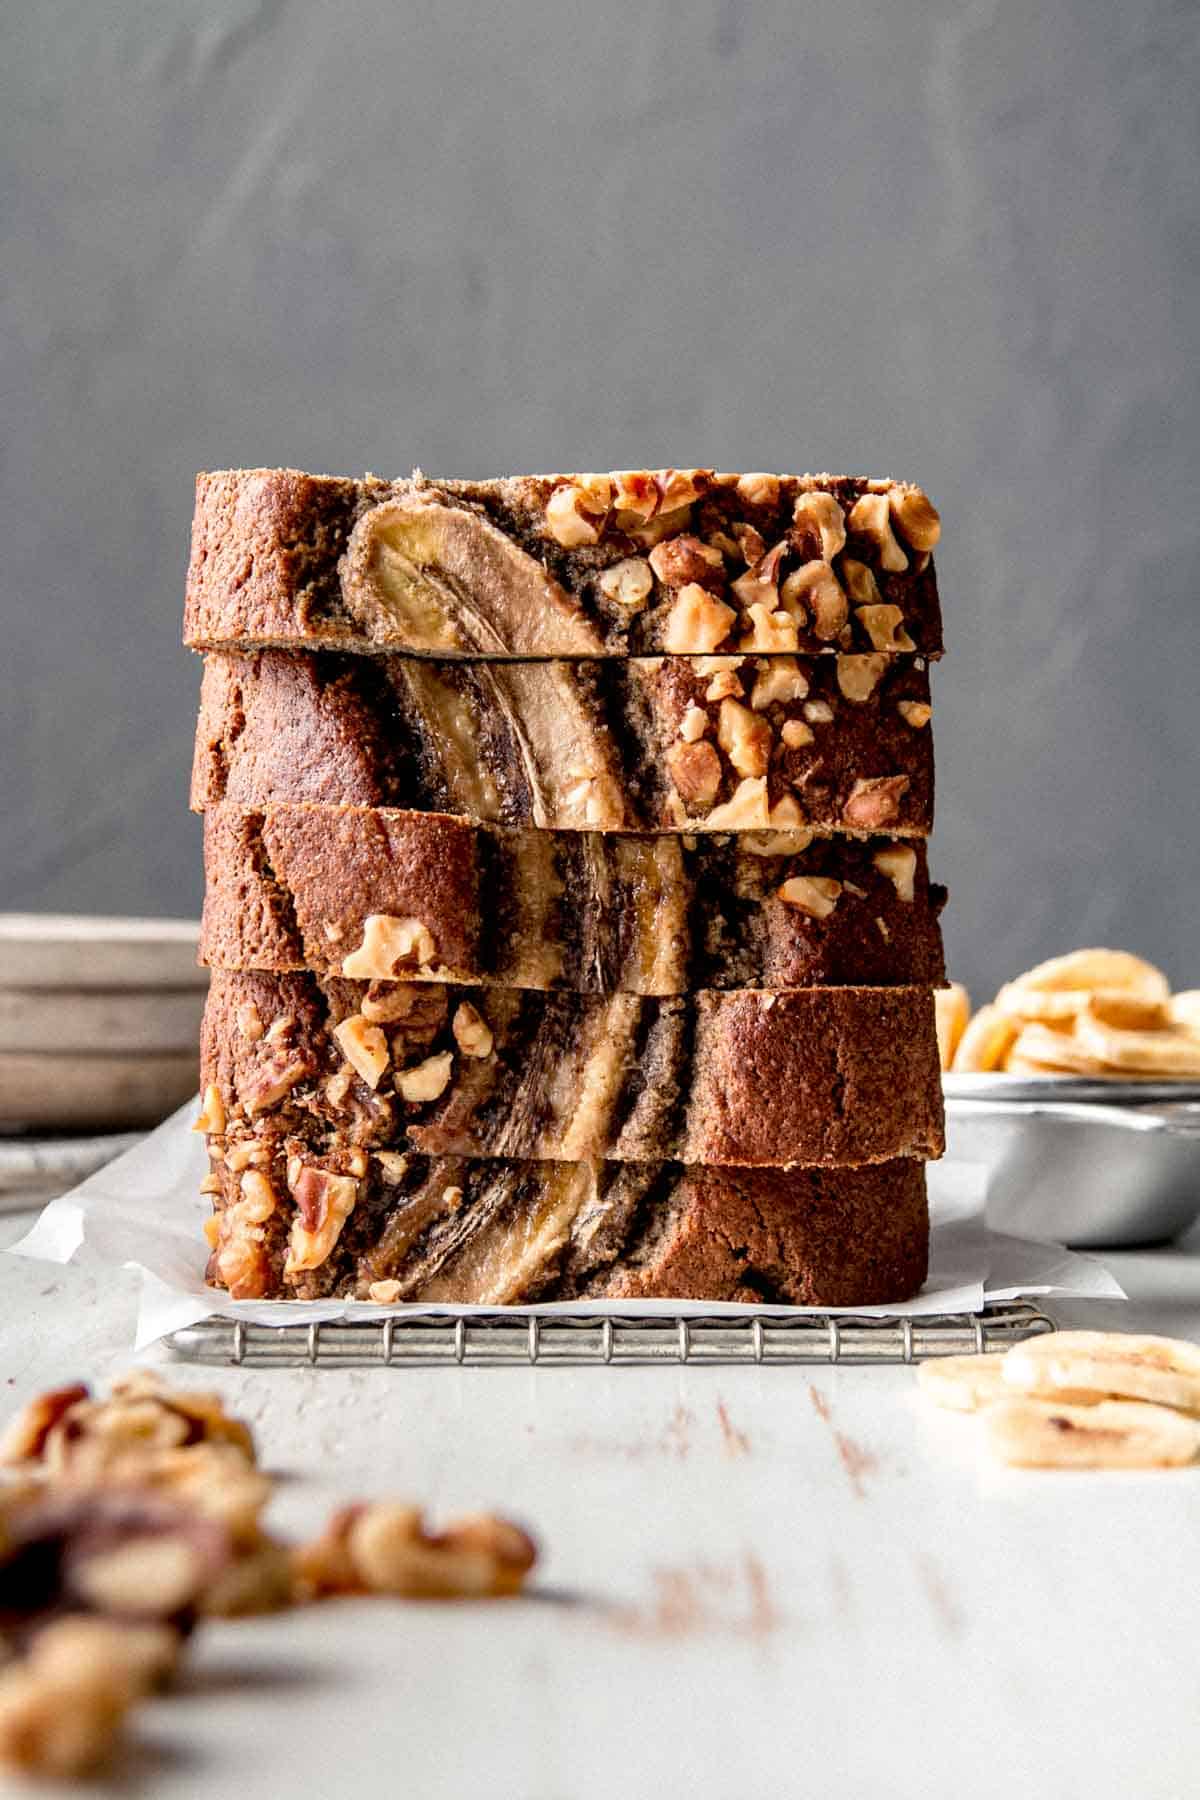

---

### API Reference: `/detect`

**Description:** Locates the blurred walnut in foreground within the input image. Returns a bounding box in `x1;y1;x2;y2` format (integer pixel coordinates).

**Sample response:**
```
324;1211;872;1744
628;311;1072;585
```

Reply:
936;950;1200;1079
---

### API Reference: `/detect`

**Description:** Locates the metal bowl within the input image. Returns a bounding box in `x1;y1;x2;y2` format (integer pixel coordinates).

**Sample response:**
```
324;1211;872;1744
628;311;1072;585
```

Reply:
945;1078;1200;1248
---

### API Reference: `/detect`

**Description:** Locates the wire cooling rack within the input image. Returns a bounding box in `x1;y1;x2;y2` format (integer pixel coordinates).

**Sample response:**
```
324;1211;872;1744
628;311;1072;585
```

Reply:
165;1300;1054;1367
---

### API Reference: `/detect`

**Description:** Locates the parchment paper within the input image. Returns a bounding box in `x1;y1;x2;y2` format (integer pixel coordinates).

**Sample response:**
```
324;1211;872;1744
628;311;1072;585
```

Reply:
8;1102;1125;1349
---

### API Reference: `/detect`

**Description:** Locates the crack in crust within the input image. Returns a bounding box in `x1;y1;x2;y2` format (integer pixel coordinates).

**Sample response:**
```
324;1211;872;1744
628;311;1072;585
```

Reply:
201;973;945;1169
202;1143;930;1305
201;805;946;995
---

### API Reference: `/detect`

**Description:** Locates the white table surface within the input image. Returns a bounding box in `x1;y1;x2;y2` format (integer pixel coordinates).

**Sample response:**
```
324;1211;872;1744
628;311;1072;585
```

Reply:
3;1196;1200;1800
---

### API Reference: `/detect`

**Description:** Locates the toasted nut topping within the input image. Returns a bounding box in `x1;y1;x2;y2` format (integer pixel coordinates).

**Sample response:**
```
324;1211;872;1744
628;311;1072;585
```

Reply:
648;534;725;589
717;698;773;778
836;652;889;702
792;492;847;561
857;603;916;652
611;469;660;520
332;1015;390;1089
897;699;932;728
705;668;743;702
626;502;693;549
285;1167;359;1275
842;775;910;829
873;844;917;902
780;718;814;748
375;1151;410;1181
840;558;882;606
396;1050;454;1103
75;1536;211;1618
0;1662;130;1777
597;556;654;609
776;875;842;918
704;777;769;829
235;1002;264;1041
749;658;809;709
780;560;848;640
678;704;709;742
738;603;799;652
342;915;437;979
917;1353;1010;1413
243;1053;310;1115
452;1002;494;1059
985;1397;1200;1469
657;469;711;512
889;485;941;552
193;1083;226;1136
768;793;807;828
667;739;723;809
295;1503;537;1601
662;583;736;653
735;473;780;508
802;699;834;724
545;475;612;547
848;491;908;571
368;1280;403;1304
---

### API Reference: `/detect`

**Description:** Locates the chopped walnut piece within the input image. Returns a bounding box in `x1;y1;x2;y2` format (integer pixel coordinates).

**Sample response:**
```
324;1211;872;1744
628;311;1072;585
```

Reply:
442;1185;464;1209
243;1054;310;1114
285;1167;359;1275
779;560;848;640
325;1067;354;1108
848;492;908;572
781;718;814;748
836;653;889;702
294;1503;537;1601
452;1002;494;1059
717;698;773;778
215;1170;277;1299
856;603;916;653
749;658;809;710
873;844;918;903
777;876;843;919
611;469;659;522
704;777;769;829
735;473;781;508
657;469;712;512
890;486;941;552
678;704;709;742
768;793;807;827
841;557;882;605
626;502;693;549
705;667;743;702
741;827;814;856
265;1012;295;1042
792;492;847;561
648;534;725;590
0;1384;90;1465
396;1050;454;1103
662;583;736;653
544;475;612;547
361;984;421;1024
193;1084;226;1136
803;699;834;724
342;915;438;979
897;699;932;729
368;1280;403;1304
842;775;911;829
876;917;892;941
732;522;766;565
375;1151;410;1182
739;603;799;653
597;557;653;609
667;739;723;809
332;1015;390;1090
236;1002;264;1041
0;1658;130;1777
731;540;787;612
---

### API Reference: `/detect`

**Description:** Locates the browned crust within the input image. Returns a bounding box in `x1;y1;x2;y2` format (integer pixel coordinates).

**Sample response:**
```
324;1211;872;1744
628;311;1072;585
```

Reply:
192;649;934;834
200;804;946;994
184;468;944;659
204;1140;929;1306
201;970;944;1168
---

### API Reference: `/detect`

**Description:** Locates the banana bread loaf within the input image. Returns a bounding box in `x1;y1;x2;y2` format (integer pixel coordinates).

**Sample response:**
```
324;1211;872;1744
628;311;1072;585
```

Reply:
203;1139;929;1306
193;648;933;835
184;467;943;660
201;804;946;994
197;971;944;1168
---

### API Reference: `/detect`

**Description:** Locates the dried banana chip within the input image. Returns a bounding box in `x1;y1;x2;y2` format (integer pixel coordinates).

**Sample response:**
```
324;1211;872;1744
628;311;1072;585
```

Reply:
985;1397;1200;1469
950;1004;1019;1074
917;1353;1009;1412
1002;948;1169;1000
1006;1022;1114;1076
1074;998;1200;1076
1003;1330;1200;1415
996;985;1168;1028
1168;991;1200;1033
934;984;970;1072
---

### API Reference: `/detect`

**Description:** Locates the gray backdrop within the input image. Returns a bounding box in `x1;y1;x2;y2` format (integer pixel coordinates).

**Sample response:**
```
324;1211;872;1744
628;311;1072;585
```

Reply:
3;0;1197;999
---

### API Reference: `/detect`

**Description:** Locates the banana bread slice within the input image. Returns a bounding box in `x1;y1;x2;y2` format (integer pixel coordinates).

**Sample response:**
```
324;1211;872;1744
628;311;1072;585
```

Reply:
201;804;945;994
193;649;933;835
198;972;944;1168
203;1139;929;1306
184;467;943;660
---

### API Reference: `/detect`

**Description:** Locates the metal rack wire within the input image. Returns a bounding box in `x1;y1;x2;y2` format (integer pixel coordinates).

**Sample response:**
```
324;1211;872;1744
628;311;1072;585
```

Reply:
166;1299;1054;1367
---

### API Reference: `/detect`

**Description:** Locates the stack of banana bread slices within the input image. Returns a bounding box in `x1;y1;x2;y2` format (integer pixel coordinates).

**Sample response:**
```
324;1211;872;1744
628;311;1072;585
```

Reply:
185;467;946;1306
